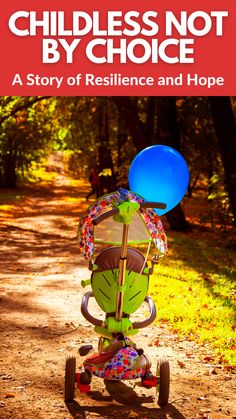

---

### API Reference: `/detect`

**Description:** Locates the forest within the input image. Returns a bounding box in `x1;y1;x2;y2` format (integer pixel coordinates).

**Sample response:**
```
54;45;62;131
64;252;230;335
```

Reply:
0;96;235;228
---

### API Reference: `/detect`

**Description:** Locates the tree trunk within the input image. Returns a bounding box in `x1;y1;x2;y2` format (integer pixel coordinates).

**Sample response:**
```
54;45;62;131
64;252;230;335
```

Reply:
117;113;127;167
145;97;157;144
97;99;117;194
112;97;148;151
155;96;180;148
208;97;236;225
2;155;17;188
1;137;17;188
165;205;189;231
155;97;189;231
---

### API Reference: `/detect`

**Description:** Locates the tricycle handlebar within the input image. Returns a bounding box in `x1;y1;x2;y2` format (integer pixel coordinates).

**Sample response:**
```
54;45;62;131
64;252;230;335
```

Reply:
92;208;119;226
140;202;166;209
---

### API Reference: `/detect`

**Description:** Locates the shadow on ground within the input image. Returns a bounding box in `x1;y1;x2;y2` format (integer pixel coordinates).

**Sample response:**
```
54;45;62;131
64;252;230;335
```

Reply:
66;379;187;419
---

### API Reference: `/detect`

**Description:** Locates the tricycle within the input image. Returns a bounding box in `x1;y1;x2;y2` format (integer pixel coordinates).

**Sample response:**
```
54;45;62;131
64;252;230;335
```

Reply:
64;188;170;406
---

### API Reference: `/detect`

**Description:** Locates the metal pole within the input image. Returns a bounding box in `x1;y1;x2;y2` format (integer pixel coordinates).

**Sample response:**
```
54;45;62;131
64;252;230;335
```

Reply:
115;224;129;321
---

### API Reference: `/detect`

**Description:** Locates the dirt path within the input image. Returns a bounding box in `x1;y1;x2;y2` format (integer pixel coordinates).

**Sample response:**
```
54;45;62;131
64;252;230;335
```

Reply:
0;175;235;419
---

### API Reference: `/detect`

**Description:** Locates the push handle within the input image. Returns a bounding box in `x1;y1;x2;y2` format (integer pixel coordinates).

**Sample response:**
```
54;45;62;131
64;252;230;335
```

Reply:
81;291;103;327
92;201;166;226
132;296;156;329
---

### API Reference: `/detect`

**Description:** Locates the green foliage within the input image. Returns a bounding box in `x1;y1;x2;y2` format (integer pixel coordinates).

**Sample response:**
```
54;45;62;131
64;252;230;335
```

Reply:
0;97;55;187
27;160;57;183
149;232;236;366
52;97;99;156
201;162;234;227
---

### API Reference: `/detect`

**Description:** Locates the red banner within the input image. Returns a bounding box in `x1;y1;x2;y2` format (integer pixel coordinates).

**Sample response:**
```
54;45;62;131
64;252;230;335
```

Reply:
1;0;235;95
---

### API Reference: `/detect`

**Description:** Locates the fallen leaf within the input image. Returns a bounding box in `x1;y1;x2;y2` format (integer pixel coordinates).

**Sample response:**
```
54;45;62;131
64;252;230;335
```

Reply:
223;375;232;381
4;393;15;398
224;365;236;372
208;367;217;375
202;275;216;285
177;360;186;368
186;352;195;358
203;356;214;362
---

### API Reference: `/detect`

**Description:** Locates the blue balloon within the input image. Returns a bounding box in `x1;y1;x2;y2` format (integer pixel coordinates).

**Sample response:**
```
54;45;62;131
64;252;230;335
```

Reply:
128;145;189;216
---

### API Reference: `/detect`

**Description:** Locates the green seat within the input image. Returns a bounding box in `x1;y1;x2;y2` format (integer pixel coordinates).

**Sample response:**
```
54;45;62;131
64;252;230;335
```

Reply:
91;246;149;316
93;246;147;274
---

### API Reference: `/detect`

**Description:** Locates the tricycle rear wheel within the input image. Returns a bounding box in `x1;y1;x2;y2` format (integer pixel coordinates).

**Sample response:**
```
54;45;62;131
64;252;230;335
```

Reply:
64;356;76;402
156;357;170;406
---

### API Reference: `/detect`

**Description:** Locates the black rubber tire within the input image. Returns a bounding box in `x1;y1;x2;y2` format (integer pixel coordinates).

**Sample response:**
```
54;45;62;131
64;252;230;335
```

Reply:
156;357;170;406
64;356;76;402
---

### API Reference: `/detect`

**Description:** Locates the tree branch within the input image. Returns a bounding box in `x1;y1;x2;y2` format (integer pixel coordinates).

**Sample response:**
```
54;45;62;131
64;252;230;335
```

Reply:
0;96;51;125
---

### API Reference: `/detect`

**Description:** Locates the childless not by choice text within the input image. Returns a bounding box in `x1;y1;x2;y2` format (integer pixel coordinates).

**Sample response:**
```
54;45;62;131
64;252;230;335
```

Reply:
8;10;228;64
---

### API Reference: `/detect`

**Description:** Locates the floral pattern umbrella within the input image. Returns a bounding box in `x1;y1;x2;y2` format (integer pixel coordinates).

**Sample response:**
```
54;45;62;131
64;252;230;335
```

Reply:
79;189;168;260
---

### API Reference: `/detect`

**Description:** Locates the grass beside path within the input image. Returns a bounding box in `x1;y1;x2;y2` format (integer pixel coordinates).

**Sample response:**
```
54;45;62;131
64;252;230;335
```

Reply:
150;230;236;367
